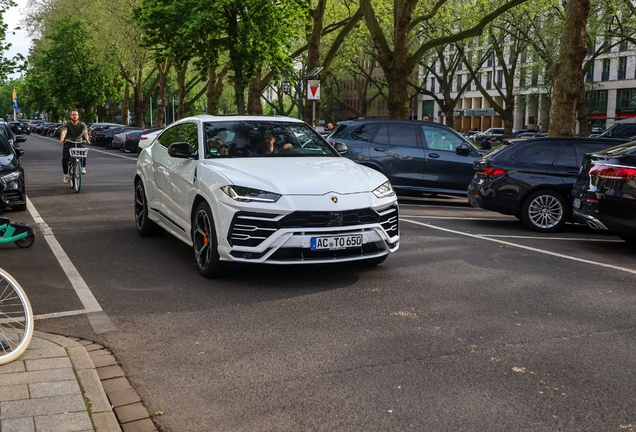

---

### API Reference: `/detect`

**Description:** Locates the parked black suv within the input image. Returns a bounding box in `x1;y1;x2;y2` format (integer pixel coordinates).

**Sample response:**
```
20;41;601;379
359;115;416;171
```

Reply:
0;132;26;211
328;119;481;197
468;137;629;232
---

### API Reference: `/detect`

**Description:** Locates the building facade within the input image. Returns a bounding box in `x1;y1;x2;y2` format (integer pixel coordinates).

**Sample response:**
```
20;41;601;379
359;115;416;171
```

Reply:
418;40;636;133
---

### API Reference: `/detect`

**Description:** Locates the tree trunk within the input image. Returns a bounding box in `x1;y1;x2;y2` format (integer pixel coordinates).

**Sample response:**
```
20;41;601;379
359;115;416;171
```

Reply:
133;79;143;127
247;67;263;115
539;94;551;133
96;105;105;123
576;92;589;137
155;60;171;128
109;98;115;123
548;0;591;137
176;62;188;120
302;0;326;124
385;68;412;119
207;65;228;114
122;84;130;126
234;67;246;115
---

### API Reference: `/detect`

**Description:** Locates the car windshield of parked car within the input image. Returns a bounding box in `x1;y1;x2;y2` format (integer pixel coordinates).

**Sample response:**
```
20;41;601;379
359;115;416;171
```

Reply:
0;136;11;155
203;121;339;158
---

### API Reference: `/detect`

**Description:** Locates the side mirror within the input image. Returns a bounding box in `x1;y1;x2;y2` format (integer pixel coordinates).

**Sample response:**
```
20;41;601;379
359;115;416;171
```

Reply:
167;142;195;159
333;141;348;156
456;143;472;155
15;135;26;143
15;148;25;158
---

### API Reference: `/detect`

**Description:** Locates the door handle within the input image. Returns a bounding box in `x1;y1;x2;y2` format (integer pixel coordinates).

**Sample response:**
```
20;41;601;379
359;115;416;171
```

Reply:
428;153;440;158
374;147;385;152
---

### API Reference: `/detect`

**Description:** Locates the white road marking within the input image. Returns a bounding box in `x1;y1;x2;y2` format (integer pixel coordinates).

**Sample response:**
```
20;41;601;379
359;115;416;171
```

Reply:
401;215;506;221
480;234;622;242
402;218;636;275
34;309;88;321
26;197;116;333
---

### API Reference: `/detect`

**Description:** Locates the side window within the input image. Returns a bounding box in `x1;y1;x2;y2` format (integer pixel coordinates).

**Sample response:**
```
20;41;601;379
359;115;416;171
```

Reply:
576;143;613;165
178;123;199;154
421;125;464;151
388;124;418;147
554;144;577;168
158;126;178;148
512;143;562;164
373;124;389;145
351;123;379;141
330;123;348;139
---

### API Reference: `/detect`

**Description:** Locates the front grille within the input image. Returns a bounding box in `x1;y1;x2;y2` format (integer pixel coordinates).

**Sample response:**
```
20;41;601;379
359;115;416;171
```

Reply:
279;208;378;228
1;191;23;205
228;207;398;247
377;205;399;238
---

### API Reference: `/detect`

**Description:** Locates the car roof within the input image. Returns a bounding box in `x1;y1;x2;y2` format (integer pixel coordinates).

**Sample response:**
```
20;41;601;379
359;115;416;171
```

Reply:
178;114;306;124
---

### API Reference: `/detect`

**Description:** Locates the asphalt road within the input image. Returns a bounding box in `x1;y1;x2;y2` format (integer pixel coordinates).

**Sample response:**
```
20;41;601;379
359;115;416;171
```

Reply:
3;133;636;431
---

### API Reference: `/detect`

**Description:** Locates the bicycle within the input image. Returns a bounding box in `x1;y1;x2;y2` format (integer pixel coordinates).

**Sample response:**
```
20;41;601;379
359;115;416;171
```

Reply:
0;267;34;365
66;140;89;193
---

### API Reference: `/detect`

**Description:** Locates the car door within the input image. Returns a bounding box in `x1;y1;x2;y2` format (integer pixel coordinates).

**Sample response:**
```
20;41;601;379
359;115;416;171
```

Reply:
343;123;379;162
420;124;479;193
367;122;426;193
155;123;199;228
552;142;581;196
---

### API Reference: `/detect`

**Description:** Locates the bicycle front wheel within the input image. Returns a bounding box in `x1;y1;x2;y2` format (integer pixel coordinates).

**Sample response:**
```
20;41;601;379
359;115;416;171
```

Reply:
74;160;82;193
0;268;34;365
69;162;75;189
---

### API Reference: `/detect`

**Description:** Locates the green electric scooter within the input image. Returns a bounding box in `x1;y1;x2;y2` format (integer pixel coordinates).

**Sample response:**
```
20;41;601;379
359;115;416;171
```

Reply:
0;217;35;248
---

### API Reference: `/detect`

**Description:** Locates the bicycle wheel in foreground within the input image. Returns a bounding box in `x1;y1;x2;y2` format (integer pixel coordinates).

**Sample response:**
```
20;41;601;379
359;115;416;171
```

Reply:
0;268;34;365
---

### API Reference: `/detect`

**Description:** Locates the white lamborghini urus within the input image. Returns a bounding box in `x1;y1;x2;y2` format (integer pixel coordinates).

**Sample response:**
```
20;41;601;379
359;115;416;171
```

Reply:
135;115;399;277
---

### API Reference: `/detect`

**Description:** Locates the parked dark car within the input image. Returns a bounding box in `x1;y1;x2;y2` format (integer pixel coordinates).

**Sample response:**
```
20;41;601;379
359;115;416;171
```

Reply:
26;120;45;133
117;128;162;153
0;121;26;148
10;122;29;135
595;123;636;139
328;119;482;197
98;126;141;149
0;133;26;211
572;141;636;243
468;137;629;232
88;123;120;145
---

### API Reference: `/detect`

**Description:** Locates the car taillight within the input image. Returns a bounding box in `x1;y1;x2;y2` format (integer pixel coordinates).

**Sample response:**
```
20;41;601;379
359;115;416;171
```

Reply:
589;164;636;180
140;137;148;140
126;135;130;140
476;167;505;176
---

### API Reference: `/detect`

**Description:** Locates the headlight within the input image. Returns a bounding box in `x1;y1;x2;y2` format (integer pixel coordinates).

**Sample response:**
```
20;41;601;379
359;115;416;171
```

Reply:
373;181;395;199
0;171;21;186
221;185;281;203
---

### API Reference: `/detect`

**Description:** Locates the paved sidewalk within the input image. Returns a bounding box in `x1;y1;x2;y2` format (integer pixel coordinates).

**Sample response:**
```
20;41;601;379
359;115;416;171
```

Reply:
0;332;157;432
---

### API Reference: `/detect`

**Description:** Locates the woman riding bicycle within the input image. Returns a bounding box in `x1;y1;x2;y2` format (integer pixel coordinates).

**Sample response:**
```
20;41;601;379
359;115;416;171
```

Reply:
60;110;90;184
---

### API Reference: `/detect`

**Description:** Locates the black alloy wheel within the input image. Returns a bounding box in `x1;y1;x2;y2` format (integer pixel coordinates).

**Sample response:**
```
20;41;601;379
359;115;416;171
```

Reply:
192;201;226;278
134;179;162;236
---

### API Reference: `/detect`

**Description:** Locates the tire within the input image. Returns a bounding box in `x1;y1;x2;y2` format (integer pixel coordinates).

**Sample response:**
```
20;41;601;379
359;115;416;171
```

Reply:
521;190;568;232
0;267;34;365
69;163;75;189
15;235;35;248
134;179;162;236
192;201;227;278
74;160;82;193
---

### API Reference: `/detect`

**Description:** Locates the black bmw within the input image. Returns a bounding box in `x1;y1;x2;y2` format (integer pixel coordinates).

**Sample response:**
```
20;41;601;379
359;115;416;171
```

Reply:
468;137;628;232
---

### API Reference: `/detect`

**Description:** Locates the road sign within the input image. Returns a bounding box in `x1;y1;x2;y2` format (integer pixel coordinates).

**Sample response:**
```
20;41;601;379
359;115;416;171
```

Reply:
463;108;496;117
307;80;320;100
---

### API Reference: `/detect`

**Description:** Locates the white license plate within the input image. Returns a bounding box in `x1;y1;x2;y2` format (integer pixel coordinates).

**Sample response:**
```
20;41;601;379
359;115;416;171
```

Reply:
573;198;581;209
311;235;362;250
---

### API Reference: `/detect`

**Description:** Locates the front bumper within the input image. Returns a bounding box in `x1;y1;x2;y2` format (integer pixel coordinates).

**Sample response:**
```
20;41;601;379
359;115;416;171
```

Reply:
218;204;400;264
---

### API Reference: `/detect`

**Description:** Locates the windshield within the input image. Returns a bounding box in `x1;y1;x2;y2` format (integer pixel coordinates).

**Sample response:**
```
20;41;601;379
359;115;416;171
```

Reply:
203;121;339;158
0;135;11;156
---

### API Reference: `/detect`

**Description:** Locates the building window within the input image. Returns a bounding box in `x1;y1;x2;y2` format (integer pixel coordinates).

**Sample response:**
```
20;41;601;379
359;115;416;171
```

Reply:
618;57;627;80
603;39;612;53
602;59;610;81
431;77;435;93
521;50;527;63
586;90;608;114
519;70;526;87
617;89;636;109
619;40;628;52
458;58;463;70
486;71;492;90
588;39;595;55
586;63;594;82
457;75;462;91
487;53;493;67
531;71;539;86
509;48;515;65
497;70;504;88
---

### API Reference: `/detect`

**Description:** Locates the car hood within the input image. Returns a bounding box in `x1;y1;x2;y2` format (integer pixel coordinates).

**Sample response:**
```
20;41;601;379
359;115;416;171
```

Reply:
202;157;387;195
